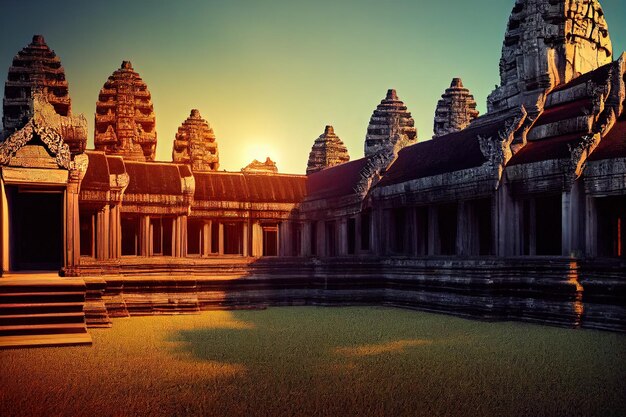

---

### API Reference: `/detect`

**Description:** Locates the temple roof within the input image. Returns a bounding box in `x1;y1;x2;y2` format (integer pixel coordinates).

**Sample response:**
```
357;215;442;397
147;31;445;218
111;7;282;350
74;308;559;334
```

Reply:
82;151;111;191
193;171;307;203
124;161;187;195
305;157;370;201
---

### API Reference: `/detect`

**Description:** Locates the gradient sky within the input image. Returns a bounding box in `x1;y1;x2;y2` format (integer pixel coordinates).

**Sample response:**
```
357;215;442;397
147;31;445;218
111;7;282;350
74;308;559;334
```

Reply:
1;0;624;174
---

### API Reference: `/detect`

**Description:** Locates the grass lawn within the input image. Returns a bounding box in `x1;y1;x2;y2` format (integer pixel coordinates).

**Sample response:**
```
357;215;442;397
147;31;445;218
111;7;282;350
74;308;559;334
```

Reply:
1;306;625;417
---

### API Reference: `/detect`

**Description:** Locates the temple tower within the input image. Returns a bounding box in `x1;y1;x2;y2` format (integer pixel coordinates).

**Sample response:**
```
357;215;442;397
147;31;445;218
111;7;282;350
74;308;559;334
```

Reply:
306;125;350;175
487;0;612;115
172;109;219;171
2;35;85;153
364;89;417;158
433;78;479;138
94;61;157;161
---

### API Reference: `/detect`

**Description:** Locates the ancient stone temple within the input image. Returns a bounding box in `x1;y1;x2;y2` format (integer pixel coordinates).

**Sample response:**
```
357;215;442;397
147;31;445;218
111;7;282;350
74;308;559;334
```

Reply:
2;35;86;154
487;0;612;116
433;78;479;138
172;109;219;171
364;89;417;157
94;61;157;161
1;0;625;349
306;125;350;175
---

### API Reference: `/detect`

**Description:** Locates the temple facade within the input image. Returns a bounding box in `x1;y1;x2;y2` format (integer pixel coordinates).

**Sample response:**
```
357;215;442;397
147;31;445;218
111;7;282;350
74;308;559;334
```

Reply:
0;0;624;346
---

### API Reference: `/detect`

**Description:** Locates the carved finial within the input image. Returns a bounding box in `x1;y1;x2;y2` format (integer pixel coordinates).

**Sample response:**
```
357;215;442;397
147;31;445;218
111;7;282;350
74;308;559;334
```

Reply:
386;89;398;101
121;60;133;70
324;125;334;135
190;109;201;118
451;78;464;88
32;35;45;45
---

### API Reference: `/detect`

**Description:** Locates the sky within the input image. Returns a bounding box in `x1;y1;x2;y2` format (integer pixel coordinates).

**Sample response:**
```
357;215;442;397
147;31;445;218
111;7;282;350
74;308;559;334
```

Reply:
0;0;625;174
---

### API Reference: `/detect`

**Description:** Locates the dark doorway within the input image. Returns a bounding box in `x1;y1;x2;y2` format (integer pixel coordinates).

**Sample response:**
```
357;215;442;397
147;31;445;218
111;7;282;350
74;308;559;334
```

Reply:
597;196;626;258
79;210;95;257
438;203;458;255
187;219;203;256
8;187;63;270
325;221;336;257
263;226;278;257
536;195;562;256
121;216;140;256
224;222;243;255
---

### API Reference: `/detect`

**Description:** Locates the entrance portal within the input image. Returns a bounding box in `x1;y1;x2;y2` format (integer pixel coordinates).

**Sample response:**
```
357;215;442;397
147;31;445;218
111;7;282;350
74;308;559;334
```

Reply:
7;186;64;270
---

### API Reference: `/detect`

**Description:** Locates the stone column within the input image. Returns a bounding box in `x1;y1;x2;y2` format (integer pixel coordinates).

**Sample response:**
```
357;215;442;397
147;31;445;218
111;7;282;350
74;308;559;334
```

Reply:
456;201;467;256
427;206;439;256
338;218;348;256
316;220;326;257
562;191;572;256
242;221;249;257
96;205;110;260
140;215;150;257
62;175;82;276
528;199;537;256
495;181;516;257
252;221;263;257
218;222;224;255
1;178;9;274
109;204;122;259
585;196;597;257
202;221;211;257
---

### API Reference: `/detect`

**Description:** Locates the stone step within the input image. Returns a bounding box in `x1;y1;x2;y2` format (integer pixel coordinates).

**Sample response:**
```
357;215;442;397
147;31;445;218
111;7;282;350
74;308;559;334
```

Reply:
0;302;85;315
0;323;88;337
0;292;85;304
0;312;85;326
0;333;92;349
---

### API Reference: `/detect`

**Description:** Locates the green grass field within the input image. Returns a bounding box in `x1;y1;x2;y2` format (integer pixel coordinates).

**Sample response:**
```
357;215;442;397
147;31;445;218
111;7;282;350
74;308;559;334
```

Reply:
1;307;625;417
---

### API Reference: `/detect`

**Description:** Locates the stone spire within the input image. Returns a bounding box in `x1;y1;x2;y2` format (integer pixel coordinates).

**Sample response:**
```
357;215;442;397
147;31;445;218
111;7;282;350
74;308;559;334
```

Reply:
2;35;85;153
487;0;612;116
242;157;278;174
364;89;417;158
306;125;350;175
172;109;219;171
433;78;479;138
94;61;157;161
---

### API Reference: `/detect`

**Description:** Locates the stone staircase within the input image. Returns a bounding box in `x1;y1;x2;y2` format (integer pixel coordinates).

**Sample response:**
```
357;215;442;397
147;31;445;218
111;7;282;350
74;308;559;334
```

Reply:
0;275;92;348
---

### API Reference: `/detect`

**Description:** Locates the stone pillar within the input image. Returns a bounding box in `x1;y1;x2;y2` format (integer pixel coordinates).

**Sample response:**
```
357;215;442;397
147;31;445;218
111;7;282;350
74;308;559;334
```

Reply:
218;222;224;255
1;178;9;274
338;218;348;256
279;222;290;256
202;221;211;257
62;175;82;276
495;181;516;257
456;201;468;256
528;199;537;256
96;205;110;260
316;220;326;257
109;204;122;259
585;196;598;257
252;221;263;257
427;206;439;256
562;191;572;256
140;215;150;257
242;221;249;257
173;215;187;258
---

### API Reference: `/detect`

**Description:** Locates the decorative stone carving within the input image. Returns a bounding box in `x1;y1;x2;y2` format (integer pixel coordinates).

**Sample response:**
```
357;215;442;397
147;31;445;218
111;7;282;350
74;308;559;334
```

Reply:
487;0;612;116
478;106;528;182
364;89;417;158
2;35;86;154
94;61;157;161
172;109;219;171
433;78;479;138
0;93;87;170
306;125;350;175
242;157;278;174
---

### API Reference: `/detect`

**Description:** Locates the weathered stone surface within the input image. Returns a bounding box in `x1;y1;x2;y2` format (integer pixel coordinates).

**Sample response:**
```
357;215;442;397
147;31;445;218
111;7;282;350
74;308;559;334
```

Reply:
94;61;157;161
2;35;86;153
306;125;350;175
487;0;612;116
172;109;219;171
364;89;417;158
433;78;479;138
242;157;278;174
